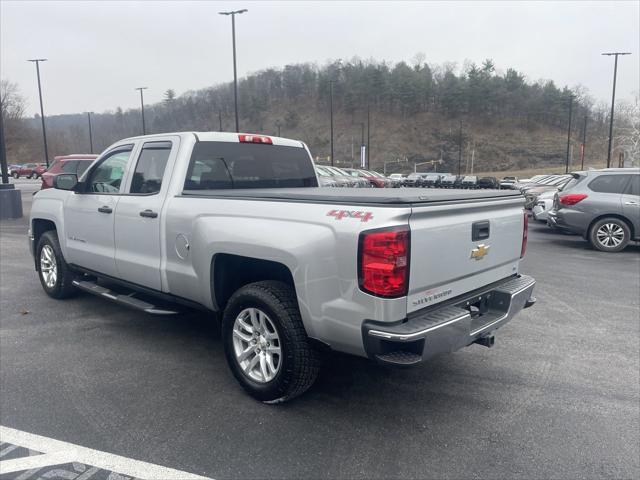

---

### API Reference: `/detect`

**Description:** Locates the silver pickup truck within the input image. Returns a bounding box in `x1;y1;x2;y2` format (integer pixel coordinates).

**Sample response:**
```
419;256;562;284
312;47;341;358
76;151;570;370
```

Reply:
29;132;535;403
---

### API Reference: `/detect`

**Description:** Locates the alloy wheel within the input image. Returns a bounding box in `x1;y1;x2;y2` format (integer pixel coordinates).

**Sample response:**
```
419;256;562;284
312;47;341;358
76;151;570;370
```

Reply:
232;307;281;383
596;223;625;248
40;245;58;288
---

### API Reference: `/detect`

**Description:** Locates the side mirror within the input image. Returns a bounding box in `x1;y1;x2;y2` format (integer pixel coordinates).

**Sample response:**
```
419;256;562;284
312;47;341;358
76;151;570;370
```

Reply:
53;174;79;191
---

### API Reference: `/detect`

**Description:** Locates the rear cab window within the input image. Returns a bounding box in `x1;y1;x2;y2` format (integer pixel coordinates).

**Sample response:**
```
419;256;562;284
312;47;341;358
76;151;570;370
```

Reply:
184;141;317;190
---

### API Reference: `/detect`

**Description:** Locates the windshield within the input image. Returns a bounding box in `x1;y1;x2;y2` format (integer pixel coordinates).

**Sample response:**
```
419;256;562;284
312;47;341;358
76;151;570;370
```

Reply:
184;141;317;189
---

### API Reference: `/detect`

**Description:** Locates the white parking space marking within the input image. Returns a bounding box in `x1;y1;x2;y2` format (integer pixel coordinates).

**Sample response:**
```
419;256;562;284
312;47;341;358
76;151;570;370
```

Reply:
0;426;212;479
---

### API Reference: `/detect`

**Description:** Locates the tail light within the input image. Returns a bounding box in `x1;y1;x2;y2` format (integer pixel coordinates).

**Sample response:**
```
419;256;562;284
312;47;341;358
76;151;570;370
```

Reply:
238;134;272;144
521;211;528;258
559;193;588;206
358;226;410;298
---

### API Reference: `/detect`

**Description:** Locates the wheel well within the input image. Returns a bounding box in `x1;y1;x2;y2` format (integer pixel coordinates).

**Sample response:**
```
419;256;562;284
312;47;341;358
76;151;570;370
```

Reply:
31;219;57;269
587;214;635;239
212;254;295;311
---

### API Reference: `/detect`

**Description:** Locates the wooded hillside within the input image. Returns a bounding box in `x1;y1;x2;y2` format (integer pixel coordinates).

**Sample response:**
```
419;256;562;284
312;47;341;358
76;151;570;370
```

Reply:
3;58;638;173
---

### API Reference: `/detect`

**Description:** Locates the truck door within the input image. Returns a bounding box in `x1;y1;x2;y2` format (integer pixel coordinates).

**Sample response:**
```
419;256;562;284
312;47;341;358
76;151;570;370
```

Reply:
114;139;177;291
64;146;134;277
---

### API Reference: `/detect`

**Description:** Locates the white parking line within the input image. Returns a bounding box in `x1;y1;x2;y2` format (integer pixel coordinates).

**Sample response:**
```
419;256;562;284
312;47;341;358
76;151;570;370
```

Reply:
0;426;212;479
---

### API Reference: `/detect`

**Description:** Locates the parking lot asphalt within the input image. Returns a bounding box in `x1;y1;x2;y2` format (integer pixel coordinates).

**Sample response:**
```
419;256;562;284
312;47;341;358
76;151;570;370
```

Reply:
1;179;639;479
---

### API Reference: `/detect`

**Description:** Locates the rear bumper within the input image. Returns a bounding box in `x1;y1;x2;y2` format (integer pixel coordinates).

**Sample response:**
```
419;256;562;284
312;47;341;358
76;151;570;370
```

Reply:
362;275;535;365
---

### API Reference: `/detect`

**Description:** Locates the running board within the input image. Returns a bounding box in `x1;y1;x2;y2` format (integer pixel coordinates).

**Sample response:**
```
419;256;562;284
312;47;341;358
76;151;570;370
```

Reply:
72;280;180;315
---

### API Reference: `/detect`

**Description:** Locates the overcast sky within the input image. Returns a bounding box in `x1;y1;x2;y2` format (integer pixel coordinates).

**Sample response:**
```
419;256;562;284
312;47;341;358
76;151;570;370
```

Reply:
1;0;638;116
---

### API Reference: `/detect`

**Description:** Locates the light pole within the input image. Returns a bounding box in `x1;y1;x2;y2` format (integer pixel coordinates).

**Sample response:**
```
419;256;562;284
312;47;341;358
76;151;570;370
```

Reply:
27;59;49;166
135;87;148;135
219;9;248;133
580;115;587;170
329;80;335;166
359;122;366;168
366;104;370;170
457;120;463;176
565;94;574;174
86;112;94;154
602;52;631;168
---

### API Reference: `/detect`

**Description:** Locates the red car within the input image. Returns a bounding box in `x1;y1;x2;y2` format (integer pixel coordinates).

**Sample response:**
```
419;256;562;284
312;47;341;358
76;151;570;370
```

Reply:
11;163;38;178
40;155;98;190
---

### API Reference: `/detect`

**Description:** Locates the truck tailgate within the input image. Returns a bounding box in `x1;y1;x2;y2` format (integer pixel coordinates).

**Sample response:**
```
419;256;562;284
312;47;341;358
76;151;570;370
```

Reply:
407;196;525;313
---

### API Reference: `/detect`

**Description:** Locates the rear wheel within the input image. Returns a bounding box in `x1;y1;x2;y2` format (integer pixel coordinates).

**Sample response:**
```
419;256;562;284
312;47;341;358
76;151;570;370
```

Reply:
36;231;77;298
589;217;630;252
222;281;320;403
12;172;19;179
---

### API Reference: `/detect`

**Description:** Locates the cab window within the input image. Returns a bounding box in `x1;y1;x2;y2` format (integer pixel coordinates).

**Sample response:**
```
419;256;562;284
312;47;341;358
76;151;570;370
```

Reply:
86;148;132;193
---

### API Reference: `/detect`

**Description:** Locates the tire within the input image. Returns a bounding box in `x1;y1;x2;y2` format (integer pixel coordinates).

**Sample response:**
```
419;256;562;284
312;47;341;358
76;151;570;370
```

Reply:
588;217;631;252
12;172;19;179
222;281;320;403
36;230;77;298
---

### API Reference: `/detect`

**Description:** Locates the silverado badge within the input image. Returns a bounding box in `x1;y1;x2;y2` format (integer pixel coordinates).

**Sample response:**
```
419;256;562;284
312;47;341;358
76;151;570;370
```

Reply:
470;244;490;260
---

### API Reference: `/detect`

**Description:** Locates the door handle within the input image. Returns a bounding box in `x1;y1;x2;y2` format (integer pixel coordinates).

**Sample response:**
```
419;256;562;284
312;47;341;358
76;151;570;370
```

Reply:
139;209;158;218
97;206;113;214
624;201;638;205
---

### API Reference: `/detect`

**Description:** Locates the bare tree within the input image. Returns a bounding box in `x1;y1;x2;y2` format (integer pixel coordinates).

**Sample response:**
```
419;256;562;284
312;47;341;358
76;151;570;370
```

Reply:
1;80;26;119
615;94;640;167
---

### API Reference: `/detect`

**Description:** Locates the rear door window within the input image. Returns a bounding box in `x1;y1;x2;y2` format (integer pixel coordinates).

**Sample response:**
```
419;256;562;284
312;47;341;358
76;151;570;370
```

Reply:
625;175;640;196
129;141;172;194
588;175;630;194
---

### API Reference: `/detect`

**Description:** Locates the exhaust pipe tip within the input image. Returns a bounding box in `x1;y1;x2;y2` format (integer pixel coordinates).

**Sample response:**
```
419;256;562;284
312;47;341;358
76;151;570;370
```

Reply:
474;335;495;348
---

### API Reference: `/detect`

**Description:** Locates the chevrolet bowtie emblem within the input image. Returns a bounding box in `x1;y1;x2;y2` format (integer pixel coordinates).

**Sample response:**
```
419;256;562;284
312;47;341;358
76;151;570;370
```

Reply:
470;244;490;260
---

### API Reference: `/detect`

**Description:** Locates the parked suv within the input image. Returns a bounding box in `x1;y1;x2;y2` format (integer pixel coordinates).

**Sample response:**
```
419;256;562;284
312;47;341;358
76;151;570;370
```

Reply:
548;168;639;252
40;155;98;190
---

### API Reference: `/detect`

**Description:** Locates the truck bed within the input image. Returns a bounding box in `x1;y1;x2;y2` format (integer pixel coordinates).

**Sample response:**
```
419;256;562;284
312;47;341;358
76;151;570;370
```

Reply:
181;187;522;206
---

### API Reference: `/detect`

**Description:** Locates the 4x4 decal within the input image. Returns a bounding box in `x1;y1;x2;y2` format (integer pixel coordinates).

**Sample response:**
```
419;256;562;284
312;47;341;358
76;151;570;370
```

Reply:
327;209;374;222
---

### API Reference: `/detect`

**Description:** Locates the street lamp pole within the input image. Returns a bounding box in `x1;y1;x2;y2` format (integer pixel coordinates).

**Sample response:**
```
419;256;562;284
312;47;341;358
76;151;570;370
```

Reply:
366;104;370;170
219;9;248;133
329;80;334;166
602;52;631;168
135;87;148;135
457;120;463;176
87;112;94;154
580;115;587;170
565;94;574;174
27;59;49;167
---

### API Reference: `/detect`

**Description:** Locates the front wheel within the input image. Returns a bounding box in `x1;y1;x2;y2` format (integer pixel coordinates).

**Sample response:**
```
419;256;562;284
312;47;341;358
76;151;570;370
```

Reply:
222;281;320;403
12;172;19;179
36;231;77;298
589;217;630;252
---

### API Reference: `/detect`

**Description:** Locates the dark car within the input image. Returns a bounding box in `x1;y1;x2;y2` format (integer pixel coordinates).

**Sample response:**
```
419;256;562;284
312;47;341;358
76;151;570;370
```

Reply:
547;168;640;252
405;172;425;187
40;155;97;189
477;176;499;189
422;174;442;188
